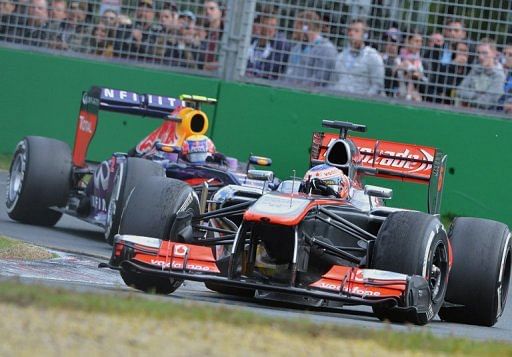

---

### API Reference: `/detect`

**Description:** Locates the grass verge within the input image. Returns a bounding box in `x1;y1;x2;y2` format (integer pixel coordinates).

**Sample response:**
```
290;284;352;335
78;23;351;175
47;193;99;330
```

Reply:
0;236;57;260
0;280;510;356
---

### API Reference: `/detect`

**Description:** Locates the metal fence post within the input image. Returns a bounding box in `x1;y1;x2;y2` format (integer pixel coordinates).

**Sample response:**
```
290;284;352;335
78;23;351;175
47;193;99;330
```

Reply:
218;0;256;81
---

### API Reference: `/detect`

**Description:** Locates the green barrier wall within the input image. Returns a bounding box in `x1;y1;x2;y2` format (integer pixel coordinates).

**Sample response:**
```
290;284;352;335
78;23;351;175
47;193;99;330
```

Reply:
1;46;511;226
213;81;512;225
0;47;220;160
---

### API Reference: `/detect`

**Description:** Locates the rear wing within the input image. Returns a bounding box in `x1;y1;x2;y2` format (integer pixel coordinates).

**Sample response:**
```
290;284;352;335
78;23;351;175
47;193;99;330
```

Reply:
311;131;447;214
72;86;213;167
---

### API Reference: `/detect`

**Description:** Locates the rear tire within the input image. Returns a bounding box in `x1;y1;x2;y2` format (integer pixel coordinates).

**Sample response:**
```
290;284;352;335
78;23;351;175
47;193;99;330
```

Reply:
118;176;199;294
6;136;72;226
104;157;164;245
371;211;449;325
438;217;511;326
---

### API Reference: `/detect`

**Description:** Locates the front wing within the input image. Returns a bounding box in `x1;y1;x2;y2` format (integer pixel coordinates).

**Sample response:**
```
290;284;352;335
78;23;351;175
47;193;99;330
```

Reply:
107;234;432;313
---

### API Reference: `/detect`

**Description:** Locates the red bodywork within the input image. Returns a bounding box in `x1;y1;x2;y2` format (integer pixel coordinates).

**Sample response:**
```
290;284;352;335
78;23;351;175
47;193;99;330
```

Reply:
312;132;438;185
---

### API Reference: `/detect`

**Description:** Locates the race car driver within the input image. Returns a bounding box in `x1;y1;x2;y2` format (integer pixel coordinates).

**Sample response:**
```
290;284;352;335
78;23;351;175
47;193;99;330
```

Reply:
299;164;350;199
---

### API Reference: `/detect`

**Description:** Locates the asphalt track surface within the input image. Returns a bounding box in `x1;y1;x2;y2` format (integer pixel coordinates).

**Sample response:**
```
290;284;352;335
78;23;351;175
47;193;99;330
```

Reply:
0;171;511;342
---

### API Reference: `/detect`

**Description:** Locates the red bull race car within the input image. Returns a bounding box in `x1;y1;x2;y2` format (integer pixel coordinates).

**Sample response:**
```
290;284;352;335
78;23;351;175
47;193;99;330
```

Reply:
5;86;274;244
105;120;511;326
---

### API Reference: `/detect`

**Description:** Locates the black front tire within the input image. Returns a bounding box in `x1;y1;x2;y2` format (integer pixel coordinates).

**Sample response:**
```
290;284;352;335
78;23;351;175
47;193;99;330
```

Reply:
371;211;449;325
104;157;164;245
6;136;72;226
438;217;511;326
118;176;199;294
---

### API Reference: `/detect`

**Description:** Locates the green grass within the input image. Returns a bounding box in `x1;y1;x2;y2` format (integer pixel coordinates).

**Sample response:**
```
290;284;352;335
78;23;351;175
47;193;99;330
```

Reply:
0;153;12;170
0;280;510;355
0;236;58;259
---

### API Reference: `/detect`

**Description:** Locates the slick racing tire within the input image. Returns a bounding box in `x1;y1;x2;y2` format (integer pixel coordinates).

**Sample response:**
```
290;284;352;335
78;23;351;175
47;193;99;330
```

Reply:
118;176;199;294
371;211;449;325
104;157;164;245
6;136;72;226
438;218;511;326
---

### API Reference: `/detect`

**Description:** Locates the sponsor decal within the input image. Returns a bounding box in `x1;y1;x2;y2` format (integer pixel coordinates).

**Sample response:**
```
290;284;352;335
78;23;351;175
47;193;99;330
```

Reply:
82;93;100;106
91;195;107;211
150;259;211;271
170;262;210;271
318;282;340;290
359;147;433;173
101;88;141;105
177;193;194;213
151;259;170;268
173;244;189;256
345;286;381;297
79;115;93;134
93;161;110;191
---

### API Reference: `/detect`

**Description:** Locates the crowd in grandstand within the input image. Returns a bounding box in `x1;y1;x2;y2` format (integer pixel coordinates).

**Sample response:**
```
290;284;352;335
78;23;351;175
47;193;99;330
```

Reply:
1;0;511;113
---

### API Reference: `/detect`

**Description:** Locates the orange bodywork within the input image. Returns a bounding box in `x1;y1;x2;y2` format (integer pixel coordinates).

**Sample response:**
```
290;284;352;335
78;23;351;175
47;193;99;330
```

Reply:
131;241;220;273
312;132;437;184
243;194;342;226
309;265;407;298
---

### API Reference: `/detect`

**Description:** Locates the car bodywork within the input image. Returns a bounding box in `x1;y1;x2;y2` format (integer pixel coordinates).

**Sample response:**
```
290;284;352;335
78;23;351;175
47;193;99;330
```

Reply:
105;120;468;324
6;86;274;243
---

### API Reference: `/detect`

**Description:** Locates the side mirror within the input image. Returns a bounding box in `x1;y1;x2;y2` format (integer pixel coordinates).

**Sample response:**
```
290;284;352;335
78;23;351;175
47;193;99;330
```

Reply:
249;155;272;167
364;185;393;200
247;169;274;182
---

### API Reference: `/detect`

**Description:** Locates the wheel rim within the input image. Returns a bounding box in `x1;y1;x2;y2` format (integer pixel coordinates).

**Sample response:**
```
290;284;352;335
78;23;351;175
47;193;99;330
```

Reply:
497;238;511;318
105;198;117;239
8;153;24;203
428;241;449;304
105;170;122;241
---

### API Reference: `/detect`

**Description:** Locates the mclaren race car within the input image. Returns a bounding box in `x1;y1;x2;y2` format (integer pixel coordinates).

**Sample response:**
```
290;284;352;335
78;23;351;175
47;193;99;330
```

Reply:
5;86;274;244
105;120;511;326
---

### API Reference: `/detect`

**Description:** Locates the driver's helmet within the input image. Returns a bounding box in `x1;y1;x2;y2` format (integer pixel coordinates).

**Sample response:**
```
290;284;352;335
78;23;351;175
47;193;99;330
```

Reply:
299;164;349;198
181;134;216;163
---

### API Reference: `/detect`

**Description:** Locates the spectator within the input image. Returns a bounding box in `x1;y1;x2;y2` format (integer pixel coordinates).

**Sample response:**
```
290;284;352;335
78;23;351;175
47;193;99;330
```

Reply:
500;45;512;113
395;31;426;101
132;0;161;61
457;38;504;110
200;0;224;71
100;8;118;30
424;18;472;102
154;2;180;62
282;10;337;87
440;18;468;65
88;21;113;56
0;0;17;40
380;27;402;97
165;10;202;68
332;18;384;95
436;41;471;104
114;0;160;60
98;0;119;20
246;6;290;79
427;32;444;49
49;0;65;21
46;0;66;49
21;0;49;46
62;0;91;52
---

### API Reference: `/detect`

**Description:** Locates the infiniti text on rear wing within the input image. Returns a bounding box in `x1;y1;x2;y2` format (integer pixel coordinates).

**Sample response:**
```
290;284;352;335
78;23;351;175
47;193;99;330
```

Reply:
311;132;447;214
73;86;190;168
